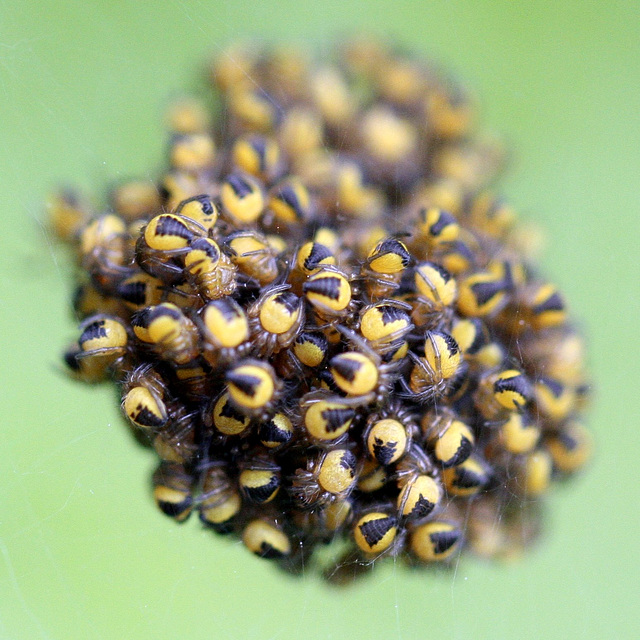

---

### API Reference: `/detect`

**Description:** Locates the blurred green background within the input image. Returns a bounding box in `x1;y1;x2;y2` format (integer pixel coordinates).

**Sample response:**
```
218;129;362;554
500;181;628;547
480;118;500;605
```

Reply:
1;1;638;639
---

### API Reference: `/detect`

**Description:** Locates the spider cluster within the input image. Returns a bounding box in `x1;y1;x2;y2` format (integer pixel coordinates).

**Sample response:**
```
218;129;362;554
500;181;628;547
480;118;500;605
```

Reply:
51;38;592;577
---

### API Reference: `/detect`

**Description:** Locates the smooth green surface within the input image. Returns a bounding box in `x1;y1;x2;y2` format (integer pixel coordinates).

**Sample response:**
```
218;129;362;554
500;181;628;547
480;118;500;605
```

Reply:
1;2;638;639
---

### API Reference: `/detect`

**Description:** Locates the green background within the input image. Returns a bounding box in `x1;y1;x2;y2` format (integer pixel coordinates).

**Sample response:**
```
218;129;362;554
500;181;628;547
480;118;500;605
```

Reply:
1;2;638;638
